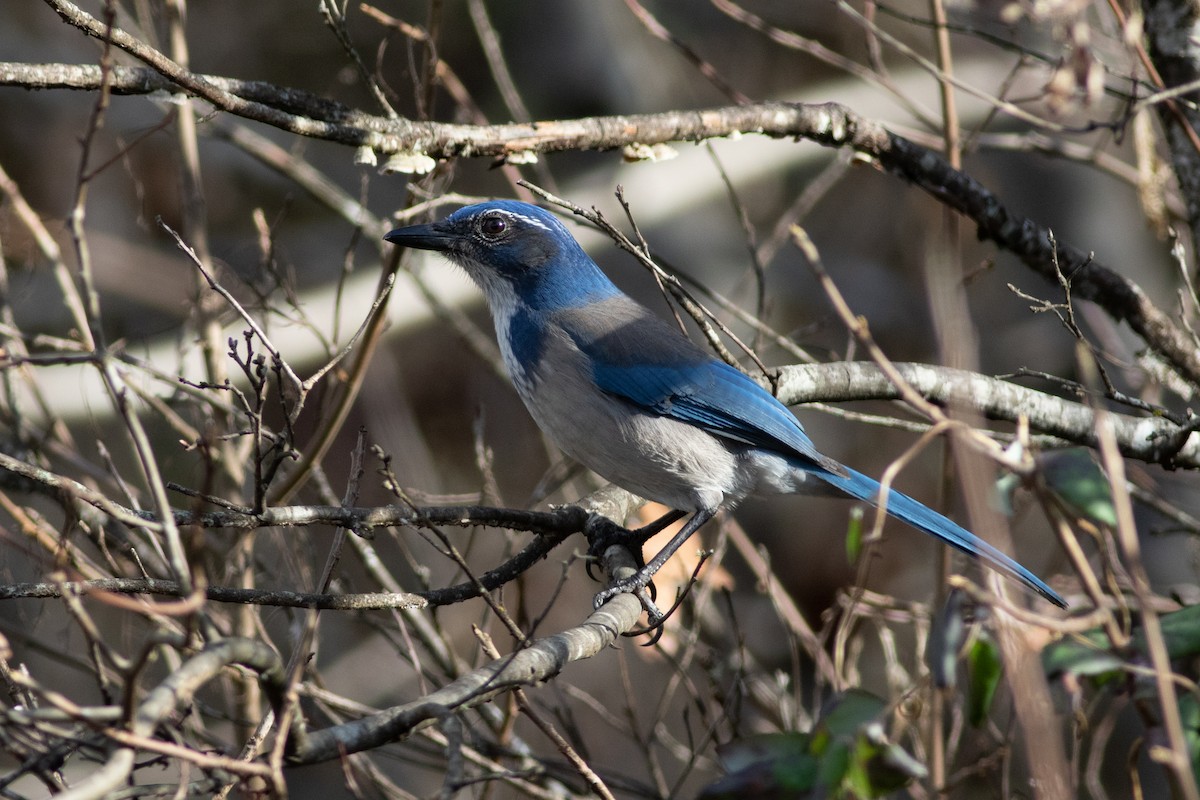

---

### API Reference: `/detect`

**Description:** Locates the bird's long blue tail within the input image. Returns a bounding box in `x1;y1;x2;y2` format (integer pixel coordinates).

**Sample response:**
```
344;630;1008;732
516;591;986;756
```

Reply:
817;466;1066;608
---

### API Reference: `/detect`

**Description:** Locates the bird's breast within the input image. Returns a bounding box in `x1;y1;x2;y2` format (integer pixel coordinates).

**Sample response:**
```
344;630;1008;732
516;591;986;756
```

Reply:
496;320;741;511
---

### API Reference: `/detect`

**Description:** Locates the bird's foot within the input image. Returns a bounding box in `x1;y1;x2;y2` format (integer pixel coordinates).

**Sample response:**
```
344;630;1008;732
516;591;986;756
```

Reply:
592;567;654;609
593;568;669;639
583;509;688;584
583;516;654;597
594;536;713;643
584;510;697;639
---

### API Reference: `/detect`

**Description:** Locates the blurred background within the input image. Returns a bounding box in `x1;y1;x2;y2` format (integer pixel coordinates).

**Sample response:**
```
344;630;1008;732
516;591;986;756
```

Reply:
2;1;1197;797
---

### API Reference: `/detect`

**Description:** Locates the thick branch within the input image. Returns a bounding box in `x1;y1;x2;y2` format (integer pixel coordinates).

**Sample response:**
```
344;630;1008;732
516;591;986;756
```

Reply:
775;362;1200;467
55;639;285;800
0;485;642;610
1143;0;1200;250
0;577;427;609
0;451;592;531
285;546;643;763
0;521;571;608
0;362;1193;550
6;50;1197;386
869;133;1200;388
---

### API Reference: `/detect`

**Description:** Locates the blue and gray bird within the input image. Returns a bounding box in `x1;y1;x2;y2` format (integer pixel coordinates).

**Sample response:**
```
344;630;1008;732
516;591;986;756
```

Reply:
385;201;1066;612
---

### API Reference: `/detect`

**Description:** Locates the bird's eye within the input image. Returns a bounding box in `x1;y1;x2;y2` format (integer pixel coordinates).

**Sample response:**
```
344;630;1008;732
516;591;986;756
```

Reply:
479;214;508;239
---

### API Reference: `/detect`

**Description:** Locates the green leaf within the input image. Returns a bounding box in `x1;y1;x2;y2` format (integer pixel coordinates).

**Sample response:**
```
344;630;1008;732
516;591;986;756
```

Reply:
854;722;928;795
845;506;864;565
701;690;926;799
967;637;1003;727
1178;693;1200;778
1041;630;1122;679
1150;603;1200;660
817;689;888;738
1039;449;1117;527
1041;605;1200;684
814;740;852;795
716;732;812;773
703;734;818;799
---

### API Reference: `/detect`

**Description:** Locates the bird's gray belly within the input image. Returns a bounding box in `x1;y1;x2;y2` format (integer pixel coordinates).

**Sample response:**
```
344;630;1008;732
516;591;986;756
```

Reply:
516;370;739;512
498;316;824;511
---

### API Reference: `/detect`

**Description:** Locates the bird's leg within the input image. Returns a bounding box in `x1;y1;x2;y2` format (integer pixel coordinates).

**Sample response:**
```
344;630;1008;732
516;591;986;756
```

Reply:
634;508;688;542
592;507;716;610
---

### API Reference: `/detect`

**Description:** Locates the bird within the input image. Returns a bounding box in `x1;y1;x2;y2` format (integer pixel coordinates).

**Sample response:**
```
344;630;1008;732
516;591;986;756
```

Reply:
384;200;1066;616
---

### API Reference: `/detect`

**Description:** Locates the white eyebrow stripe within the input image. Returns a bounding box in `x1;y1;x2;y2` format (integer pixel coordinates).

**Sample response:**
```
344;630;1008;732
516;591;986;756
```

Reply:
506;211;551;231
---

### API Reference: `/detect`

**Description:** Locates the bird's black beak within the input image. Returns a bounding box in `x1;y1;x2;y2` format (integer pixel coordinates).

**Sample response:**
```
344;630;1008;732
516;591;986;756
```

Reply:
383;221;455;252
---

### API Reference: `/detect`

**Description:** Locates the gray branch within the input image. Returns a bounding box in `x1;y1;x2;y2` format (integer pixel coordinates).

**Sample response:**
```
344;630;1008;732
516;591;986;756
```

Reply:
0;577;429;610
0;364;1193;556
3;51;1198;386
55;639;286;800
1143;0;1200;251
285;546;644;763
775;362;1199;467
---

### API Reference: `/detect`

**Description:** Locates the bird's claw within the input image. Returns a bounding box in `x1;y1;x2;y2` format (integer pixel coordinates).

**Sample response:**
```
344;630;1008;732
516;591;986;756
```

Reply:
584;517;656;597
593;573;667;638
592;571;649;610
590;559;658;602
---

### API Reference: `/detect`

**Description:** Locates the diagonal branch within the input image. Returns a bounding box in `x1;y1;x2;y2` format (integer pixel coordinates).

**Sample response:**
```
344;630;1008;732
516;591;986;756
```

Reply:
1;360;1195;545
774;362;1200;467
284;546;644;763
7;53;1197;389
1143;0;1200;253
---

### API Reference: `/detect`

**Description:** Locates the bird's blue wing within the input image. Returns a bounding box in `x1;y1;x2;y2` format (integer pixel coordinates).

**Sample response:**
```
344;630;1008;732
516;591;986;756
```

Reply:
593;355;1067;608
560;299;845;474
557;299;1066;608
597;359;847;470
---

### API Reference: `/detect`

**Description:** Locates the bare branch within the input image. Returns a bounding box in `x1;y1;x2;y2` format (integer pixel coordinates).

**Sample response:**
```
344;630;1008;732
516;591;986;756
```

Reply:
774;361;1200;467
53;639;285;800
285;546;644;763
5;50;1197;382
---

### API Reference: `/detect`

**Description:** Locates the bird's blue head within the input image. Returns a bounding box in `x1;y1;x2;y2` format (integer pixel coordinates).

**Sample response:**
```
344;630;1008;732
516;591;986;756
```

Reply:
384;201;619;311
